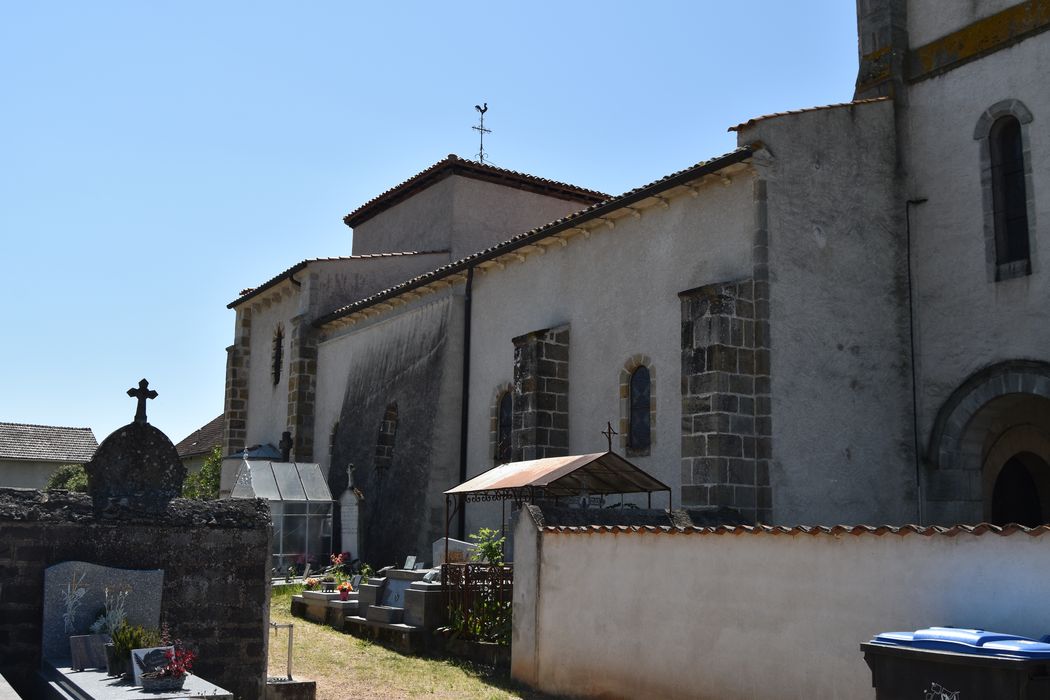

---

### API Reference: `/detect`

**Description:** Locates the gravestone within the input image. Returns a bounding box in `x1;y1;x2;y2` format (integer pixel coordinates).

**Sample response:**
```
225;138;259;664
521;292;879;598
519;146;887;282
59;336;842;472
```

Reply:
433;537;477;565
41;561;163;661
84;379;186;513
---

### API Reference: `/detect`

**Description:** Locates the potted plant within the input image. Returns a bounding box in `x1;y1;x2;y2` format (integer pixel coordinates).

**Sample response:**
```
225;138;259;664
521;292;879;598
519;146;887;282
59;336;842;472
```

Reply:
140;645;196;692
108;622;160;680
321;575;337;592
337;580;353;601
303;577;319;591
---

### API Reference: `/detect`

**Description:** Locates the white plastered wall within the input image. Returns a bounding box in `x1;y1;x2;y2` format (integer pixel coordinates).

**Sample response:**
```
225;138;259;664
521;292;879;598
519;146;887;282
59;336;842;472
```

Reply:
904;32;1050;446
739;100;916;525
513;516;1050;700
463;174;756;534
0;460;66;489
244;288;300;448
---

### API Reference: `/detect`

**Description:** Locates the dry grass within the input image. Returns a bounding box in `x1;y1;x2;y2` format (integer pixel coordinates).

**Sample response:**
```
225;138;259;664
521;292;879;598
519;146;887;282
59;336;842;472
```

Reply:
267;587;555;700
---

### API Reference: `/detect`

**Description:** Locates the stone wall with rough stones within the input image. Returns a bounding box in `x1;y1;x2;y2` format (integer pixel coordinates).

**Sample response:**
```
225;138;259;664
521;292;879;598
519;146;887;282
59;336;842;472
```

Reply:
0;488;271;700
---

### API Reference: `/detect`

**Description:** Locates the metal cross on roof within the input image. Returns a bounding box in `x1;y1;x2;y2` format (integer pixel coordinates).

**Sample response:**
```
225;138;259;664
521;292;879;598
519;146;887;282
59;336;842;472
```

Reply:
601;421;619;452
473;102;491;164
127;378;158;424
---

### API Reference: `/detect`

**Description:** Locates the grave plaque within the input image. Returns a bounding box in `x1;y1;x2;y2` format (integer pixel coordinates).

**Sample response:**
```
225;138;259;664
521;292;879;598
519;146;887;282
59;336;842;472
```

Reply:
42;561;164;661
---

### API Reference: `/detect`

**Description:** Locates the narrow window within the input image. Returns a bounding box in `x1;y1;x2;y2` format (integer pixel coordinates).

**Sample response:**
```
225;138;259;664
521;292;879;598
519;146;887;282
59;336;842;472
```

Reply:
272;326;284;386
375;403;398;470
496;391;512;463
628;366;651;451
990;116;1031;274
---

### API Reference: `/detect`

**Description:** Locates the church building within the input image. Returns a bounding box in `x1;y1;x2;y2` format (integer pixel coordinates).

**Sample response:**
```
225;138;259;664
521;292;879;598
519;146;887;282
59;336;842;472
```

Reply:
223;0;1050;566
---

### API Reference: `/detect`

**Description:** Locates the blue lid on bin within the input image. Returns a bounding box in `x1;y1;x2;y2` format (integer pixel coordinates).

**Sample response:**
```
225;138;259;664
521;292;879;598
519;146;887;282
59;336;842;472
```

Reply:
870;627;1050;659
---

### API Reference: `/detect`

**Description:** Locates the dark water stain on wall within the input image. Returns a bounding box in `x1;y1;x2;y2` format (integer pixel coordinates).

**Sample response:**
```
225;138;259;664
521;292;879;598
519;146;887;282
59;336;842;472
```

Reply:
329;299;453;567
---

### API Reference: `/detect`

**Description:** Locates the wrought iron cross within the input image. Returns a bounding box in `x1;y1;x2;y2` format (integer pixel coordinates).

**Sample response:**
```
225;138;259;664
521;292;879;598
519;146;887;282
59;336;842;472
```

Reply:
127;378;158;424
278;431;293;462
601;421;618;452
473;103;491;164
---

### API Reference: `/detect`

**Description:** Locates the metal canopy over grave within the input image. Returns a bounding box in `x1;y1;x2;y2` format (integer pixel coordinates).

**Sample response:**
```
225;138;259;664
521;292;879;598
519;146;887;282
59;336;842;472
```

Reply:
446;451;671;502
444;452;672;556
228;458;333;572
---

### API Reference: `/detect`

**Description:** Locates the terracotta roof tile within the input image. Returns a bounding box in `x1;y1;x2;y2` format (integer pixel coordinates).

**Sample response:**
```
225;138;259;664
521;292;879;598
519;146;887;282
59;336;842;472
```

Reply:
343;154;608;228
540;522;1050;537
0;422;98;463
174;415;224;459
228;251;449;309
728;97;892;132
315;147;753;327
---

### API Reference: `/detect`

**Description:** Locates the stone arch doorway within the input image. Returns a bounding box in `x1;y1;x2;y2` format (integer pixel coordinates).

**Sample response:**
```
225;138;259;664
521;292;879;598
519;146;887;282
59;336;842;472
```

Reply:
925;361;1050;524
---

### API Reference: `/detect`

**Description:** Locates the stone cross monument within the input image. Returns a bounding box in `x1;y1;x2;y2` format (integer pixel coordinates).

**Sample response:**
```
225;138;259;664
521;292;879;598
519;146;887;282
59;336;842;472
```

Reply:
84;380;186;513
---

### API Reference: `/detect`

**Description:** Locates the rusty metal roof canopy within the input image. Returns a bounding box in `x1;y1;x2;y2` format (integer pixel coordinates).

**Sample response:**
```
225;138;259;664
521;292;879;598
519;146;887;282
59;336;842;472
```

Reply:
446;452;670;498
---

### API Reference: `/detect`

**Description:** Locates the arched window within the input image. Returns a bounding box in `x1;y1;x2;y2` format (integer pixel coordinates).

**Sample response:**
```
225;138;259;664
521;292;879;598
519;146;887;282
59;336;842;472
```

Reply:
272;325;284;386
375;403;398;470
628;366;651;452
974;100;1034;281
990;116;1030;270
496;391;513;463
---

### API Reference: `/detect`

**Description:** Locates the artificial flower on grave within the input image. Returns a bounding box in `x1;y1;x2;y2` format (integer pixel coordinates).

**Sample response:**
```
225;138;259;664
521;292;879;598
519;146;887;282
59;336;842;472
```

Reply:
337;580;353;592
304;577;320;590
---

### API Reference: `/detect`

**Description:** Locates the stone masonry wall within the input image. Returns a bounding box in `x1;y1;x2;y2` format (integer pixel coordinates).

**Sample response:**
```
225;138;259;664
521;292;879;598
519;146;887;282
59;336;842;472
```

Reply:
679;278;771;522
286;315;318;461
0;489;271;700
512;326;570;461
223;306;252;456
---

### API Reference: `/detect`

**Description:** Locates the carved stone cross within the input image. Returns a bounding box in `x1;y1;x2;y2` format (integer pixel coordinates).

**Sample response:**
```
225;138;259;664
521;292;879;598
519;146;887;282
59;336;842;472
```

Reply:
127;379;158;424
601;421;618;453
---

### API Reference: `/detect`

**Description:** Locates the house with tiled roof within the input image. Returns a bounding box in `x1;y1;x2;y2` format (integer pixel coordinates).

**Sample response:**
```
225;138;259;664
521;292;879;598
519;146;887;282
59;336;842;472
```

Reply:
224;0;1050;569
0;422;98;489
174;414;224;474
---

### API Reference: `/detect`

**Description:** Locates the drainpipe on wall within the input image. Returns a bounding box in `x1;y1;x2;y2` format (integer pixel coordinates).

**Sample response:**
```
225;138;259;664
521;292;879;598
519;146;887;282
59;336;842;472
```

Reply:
906;197;928;524
456;265;475;540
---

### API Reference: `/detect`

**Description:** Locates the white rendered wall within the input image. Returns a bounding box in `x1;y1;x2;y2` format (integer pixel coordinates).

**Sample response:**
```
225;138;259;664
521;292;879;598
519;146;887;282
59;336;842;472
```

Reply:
463;175;756;534
904;34;1050;447
512;516;1050;699
740;100;916;525
0;460;65;489
351;174;594;260
907;0;1019;47
244;289;299;449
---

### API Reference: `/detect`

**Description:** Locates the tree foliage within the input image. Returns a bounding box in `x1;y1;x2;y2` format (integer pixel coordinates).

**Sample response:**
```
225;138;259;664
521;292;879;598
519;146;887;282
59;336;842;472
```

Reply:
45;464;89;492
182;445;222;500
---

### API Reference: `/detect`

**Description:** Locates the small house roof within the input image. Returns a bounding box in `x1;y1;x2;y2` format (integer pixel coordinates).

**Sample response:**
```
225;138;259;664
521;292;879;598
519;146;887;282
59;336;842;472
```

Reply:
174;414;224;459
446;452;670;498
0;422;98;463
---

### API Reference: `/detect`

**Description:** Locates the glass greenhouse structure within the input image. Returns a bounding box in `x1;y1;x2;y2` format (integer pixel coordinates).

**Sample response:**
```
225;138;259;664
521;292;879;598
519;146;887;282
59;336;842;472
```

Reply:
227;459;334;573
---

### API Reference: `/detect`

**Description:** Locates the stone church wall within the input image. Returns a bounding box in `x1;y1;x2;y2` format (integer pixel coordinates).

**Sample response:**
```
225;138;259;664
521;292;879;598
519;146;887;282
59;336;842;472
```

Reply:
464;174;755;533
740;99;916;525
0;489;271;700
244;288;301;449
317;293;464;566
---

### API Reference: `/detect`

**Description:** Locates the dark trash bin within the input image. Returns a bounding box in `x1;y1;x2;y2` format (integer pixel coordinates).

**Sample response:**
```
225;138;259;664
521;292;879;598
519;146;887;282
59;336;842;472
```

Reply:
862;627;1050;699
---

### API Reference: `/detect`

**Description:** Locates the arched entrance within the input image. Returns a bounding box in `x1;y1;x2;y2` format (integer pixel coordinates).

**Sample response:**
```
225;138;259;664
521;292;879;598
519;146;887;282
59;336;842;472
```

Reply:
990;453;1049;526
925;361;1050;524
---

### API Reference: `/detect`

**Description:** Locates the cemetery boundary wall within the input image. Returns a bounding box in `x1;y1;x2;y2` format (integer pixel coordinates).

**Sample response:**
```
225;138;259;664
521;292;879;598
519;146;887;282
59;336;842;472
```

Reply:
512;507;1050;699
0;488;272;700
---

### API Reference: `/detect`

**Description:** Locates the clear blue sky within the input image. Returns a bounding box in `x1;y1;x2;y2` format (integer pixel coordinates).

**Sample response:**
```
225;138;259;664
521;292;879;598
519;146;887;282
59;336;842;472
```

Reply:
0;2;859;446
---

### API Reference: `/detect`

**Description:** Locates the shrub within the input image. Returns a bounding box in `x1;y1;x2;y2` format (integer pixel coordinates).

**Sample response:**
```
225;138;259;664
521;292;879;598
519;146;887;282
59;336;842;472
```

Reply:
46;464;89;493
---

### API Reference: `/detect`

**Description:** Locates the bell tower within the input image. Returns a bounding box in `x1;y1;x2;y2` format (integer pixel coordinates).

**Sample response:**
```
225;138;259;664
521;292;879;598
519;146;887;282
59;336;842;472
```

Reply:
854;0;909;100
